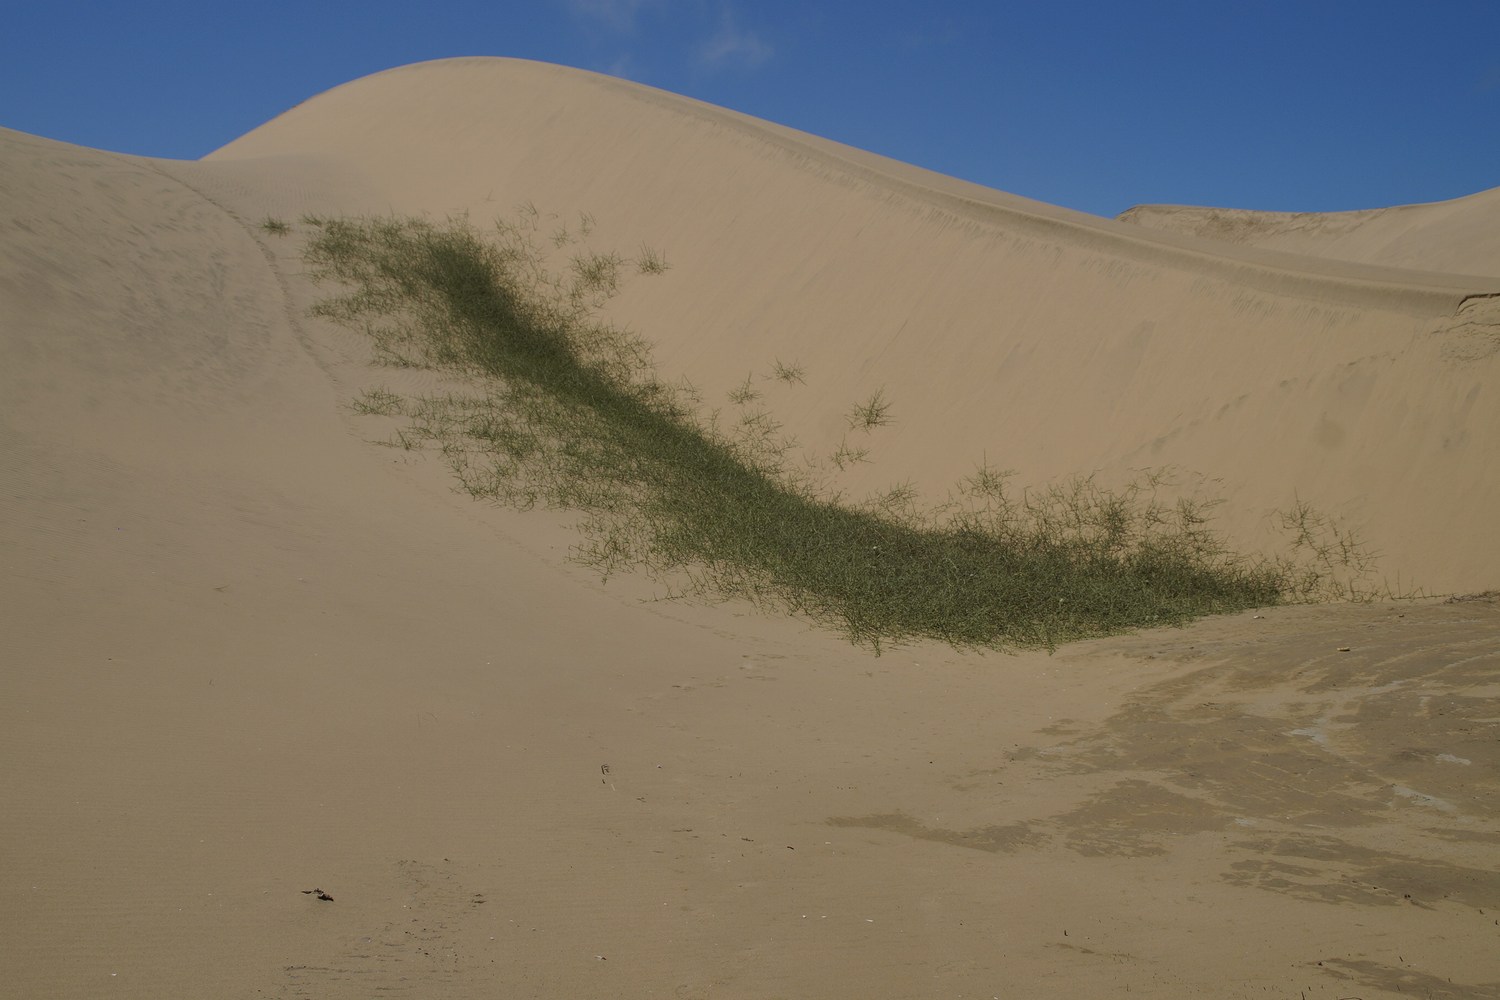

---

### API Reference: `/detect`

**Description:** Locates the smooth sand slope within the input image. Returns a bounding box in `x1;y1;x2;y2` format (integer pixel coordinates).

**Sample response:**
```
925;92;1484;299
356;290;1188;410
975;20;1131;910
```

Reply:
3;58;1498;999
1120;185;1500;279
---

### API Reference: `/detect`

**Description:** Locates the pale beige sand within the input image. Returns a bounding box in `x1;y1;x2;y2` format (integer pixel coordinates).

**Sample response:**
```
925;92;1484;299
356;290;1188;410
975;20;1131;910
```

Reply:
2;58;1497;999
1120;185;1500;279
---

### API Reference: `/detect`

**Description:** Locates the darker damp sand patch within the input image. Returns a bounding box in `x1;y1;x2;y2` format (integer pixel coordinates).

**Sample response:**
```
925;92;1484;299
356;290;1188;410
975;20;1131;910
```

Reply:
827;813;1045;854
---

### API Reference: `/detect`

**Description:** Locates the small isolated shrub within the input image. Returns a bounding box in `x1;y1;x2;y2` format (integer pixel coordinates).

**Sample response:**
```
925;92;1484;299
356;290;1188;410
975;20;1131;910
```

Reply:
636;245;670;275
261;217;291;236
829;437;870;471
848;388;893;431
769;359;806;385
727;375;762;406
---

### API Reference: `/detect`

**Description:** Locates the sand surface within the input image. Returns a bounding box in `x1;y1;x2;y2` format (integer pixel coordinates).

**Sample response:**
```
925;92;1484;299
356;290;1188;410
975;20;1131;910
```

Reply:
2;58;1497;998
1120;186;1500;279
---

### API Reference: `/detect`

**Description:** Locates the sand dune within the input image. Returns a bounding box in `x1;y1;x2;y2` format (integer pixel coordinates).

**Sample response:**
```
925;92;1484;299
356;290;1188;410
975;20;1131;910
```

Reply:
3;58;1497;998
207;57;1500;593
1120;185;1500;279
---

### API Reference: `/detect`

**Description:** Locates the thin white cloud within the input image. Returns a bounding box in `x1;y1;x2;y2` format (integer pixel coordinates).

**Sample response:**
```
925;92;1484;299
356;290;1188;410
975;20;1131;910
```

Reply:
564;0;658;34
605;54;640;80
563;0;771;75
697;5;772;69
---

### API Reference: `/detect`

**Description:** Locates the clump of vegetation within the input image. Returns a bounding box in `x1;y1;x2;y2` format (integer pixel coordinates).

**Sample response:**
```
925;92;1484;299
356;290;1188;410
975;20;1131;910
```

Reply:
727;375;762;406
260;217;292;236
847;388;893;431
769;359;806;385
636;245;670;275
303;211;1324;652
1276;496;1386;601
349;386;405;416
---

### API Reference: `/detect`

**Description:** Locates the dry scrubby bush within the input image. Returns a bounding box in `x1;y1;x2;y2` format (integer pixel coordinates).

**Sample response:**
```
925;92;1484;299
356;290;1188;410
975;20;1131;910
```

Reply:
302;210;1377;652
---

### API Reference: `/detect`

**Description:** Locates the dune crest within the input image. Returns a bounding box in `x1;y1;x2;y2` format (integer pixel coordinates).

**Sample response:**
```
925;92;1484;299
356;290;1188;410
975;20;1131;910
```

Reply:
1119;184;1500;279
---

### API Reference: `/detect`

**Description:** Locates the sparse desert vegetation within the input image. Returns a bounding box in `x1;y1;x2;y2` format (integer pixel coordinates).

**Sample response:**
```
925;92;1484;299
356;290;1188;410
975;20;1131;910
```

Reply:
305;211;1367;651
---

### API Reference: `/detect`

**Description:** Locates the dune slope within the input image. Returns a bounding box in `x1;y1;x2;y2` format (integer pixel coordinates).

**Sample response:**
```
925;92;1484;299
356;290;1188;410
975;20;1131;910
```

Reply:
210;57;1500;593
3;59;1498;999
1119;185;1500;279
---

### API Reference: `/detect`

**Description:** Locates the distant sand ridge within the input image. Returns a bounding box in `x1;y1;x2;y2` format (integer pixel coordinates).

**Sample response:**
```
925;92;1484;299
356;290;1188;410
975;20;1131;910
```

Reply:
1119;185;1500;279
3;58;1497;998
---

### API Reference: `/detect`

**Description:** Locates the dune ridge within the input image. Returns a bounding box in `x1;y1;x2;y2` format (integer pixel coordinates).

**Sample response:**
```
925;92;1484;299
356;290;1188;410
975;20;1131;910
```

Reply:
1120;184;1500;279
215;58;1491;309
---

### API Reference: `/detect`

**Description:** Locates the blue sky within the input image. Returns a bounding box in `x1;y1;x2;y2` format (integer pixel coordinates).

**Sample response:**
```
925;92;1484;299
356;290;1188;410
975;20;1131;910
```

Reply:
3;0;1497;218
